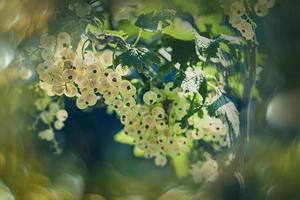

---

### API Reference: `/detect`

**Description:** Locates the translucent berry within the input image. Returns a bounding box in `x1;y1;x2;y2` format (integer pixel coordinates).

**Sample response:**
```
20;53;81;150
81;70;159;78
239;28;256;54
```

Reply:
107;71;121;85
57;32;71;46
230;2;246;16
83;93;98;106
87;64;101;77
65;83;78;97
143;91;157;105
76;96;87;109
56;109;68;122
54;120;65;130
151;106;165;120
52;85;65;96
155;155;167;167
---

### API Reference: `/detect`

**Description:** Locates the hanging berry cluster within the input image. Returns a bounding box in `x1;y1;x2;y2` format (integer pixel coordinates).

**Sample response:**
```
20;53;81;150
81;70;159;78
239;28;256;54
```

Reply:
30;0;276;183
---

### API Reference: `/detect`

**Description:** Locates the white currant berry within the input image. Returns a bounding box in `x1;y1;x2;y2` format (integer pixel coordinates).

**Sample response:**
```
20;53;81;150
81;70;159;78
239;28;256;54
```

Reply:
54;120;65;130
118;80;136;96
63;60;74;69
57;32;71;47
230;2;246;16
75;75;89;88
173;123;183;134
83;93;98;107
254;2;269;17
38;129;55;141
151;106;165;120
87;64;101;77
76;96;87;109
236;20;254;40
115;64;129;76
63;69;77;82
40;34;56;49
143;91;157;105
52;85;65;96
56;109;68;122
219;136;228;147
156;120;168;131
107;71;121;85
41;48;54;61
65;83;78;97
99;50;114;67
155;155;167;167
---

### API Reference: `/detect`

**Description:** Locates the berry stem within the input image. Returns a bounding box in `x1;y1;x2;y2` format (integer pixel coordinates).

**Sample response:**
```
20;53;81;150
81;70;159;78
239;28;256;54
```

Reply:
132;28;143;47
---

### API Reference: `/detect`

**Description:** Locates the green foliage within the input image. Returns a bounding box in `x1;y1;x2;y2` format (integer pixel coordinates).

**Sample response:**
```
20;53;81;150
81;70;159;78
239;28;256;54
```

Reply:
116;47;161;68
135;9;176;32
207;94;232;116
161;36;198;66
162;18;196;41
199;78;208;103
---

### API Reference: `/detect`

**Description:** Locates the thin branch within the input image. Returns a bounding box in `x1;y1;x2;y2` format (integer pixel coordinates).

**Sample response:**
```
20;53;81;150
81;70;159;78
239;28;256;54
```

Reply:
132;29;143;47
81;39;90;60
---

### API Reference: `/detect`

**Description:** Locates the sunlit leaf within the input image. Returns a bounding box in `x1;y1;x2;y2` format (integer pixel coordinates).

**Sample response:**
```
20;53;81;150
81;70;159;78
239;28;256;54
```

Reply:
162;18;195;41
181;67;206;95
116;47;161;68
195;33;244;63
208;94;239;136
135;9;176;32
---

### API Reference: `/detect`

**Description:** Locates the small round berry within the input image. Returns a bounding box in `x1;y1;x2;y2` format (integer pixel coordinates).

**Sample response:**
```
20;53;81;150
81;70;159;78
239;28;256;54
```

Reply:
143;91;157;105
54;120;65;130
56;109;68;122
155;155;167;167
65;83;78;97
107;71;121;84
52;85;65;96
83;93;98;106
57;32;71;46
63;69;77;82
76;96;87;109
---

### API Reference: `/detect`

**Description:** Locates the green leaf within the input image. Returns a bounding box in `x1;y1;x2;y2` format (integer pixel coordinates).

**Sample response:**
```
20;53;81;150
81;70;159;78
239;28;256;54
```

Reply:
199;78;208;103
161;36;197;67
171;153;189;179
116;47;161;68
135;9;176;32
114;130;135;145
162;18;196;41
207;94;232;116
197;14;232;34
195;33;244;63
195;33;219;60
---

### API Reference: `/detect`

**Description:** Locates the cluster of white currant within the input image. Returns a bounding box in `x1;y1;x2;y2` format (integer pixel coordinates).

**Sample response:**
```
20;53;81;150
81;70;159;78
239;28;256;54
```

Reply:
34;94;68;153
36;33;230;168
107;80;228;167
37;32;115;108
223;0;275;41
124;86;229;166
